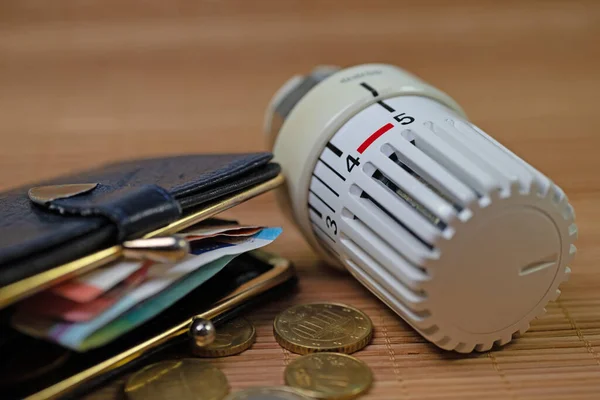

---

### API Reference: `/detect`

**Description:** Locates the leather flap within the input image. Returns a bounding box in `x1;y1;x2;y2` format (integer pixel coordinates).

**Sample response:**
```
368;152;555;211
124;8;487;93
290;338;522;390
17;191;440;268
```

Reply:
42;184;182;241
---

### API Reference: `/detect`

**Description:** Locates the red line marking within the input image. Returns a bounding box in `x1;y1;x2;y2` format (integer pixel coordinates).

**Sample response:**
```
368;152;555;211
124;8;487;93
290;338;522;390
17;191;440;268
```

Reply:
357;123;394;154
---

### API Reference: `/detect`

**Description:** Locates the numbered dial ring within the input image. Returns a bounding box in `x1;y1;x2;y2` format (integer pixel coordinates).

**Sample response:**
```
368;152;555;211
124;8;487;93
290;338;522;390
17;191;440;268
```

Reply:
307;93;424;257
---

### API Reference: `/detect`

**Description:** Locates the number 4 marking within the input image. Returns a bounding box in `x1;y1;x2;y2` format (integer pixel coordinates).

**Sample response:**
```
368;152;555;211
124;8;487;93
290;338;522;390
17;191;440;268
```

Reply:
346;154;360;172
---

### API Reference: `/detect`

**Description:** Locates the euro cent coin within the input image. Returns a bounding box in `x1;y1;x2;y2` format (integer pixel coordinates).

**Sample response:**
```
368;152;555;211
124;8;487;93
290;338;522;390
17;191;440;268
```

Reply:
284;352;372;399
273;303;373;354
224;386;313;400
192;318;256;357
124;359;229;400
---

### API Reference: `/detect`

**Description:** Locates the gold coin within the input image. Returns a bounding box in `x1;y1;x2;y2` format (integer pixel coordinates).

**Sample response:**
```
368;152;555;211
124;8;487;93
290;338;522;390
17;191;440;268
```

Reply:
284;353;372;400
273;303;373;354
193;318;256;357
124;359;229;400
224;386;313;399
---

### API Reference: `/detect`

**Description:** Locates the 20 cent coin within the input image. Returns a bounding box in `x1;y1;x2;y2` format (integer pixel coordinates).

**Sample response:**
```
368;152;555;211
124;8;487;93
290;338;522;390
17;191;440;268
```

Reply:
192;318;256;357
124;359;229;400
224;386;312;400
274;303;372;354
285;352;372;399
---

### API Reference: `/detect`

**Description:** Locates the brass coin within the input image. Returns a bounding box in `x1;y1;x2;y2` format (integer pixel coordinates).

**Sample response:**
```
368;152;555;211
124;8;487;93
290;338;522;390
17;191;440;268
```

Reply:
224;386;312;400
193;318;256;357
124;359;229;400
284;353;372;400
273;303;373;354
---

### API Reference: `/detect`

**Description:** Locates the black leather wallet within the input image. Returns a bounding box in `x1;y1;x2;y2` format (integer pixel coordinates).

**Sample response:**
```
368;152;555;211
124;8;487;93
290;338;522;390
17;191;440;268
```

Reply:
0;153;296;399
0;153;279;288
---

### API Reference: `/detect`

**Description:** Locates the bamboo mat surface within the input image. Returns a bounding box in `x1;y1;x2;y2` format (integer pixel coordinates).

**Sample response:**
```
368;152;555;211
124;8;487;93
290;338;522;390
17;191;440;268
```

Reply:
1;1;599;399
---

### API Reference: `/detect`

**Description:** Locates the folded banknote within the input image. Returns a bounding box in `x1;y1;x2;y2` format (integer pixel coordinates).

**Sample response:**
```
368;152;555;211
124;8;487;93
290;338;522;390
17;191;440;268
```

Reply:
12;227;282;351
180;223;263;239
17;264;152;322
51;260;145;303
49;223;264;304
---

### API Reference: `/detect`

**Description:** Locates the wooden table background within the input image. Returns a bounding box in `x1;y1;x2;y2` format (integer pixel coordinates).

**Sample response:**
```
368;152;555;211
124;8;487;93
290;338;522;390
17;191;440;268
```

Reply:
1;1;600;399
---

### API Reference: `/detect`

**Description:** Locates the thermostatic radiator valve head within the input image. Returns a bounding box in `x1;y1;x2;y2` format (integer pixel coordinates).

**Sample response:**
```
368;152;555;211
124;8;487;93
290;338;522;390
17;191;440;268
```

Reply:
264;64;577;353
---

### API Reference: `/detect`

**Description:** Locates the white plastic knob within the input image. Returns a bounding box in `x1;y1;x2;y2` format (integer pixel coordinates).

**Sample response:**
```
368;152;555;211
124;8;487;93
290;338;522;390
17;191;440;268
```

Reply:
265;64;577;353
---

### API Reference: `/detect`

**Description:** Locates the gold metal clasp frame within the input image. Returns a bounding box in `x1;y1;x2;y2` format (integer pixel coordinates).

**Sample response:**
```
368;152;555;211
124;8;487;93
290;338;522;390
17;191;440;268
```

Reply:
0;174;284;308
25;250;294;400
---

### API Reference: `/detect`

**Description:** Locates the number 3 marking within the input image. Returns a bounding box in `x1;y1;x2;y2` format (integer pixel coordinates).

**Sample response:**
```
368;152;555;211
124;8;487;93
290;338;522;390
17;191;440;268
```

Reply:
326;216;338;235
